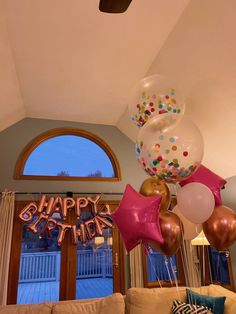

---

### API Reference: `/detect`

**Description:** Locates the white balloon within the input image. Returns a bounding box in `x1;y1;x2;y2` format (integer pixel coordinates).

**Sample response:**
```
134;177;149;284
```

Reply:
173;205;202;240
177;182;215;224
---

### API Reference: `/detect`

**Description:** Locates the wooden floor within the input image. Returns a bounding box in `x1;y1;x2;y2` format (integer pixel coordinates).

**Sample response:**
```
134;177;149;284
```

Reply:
17;278;113;304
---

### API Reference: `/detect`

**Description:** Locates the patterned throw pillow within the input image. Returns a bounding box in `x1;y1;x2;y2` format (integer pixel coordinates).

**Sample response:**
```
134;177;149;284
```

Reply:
172;300;211;314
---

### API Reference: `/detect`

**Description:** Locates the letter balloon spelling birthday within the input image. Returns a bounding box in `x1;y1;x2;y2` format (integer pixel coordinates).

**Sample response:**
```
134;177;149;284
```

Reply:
128;74;185;128
136;114;204;183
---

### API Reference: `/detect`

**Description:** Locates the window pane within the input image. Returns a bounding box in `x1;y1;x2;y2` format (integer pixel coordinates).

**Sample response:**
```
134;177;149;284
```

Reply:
17;214;61;304
147;248;178;282
208;247;230;285
76;211;113;299
23;135;114;177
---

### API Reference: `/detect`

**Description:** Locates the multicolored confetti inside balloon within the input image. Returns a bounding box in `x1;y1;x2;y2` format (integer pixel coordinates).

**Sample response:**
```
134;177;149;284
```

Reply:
128;75;185;128
136;114;204;183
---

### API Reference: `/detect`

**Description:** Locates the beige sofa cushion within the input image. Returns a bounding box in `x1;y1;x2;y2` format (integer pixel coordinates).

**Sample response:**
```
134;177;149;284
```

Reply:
126;287;186;314
0;302;52;313
208;284;236;314
52;293;125;314
126;286;212;314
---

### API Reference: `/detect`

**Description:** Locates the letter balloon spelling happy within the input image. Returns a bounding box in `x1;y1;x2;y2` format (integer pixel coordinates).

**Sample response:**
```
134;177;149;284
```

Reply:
111;184;163;252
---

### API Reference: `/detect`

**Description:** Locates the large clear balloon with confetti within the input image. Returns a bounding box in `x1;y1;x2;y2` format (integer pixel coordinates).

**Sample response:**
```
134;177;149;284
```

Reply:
128;74;185;128
136;114;204;183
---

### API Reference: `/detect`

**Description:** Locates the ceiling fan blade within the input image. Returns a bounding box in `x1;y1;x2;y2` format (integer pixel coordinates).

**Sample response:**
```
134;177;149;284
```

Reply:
99;0;133;13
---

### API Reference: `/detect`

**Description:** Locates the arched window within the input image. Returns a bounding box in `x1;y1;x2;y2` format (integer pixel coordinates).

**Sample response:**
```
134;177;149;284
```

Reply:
14;128;121;181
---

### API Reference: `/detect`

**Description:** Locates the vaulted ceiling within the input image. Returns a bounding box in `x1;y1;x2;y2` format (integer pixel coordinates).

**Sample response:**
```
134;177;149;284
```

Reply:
0;0;189;131
2;0;236;178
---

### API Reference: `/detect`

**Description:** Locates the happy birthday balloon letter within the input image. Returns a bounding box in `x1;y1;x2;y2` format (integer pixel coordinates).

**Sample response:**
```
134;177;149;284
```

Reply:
129;74;185;128
180;164;226;206
111;184;163;252
136;114;204;183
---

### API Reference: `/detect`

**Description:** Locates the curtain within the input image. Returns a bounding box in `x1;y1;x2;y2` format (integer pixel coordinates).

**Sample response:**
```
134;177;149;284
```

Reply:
183;240;201;287
0;191;15;305
129;244;144;287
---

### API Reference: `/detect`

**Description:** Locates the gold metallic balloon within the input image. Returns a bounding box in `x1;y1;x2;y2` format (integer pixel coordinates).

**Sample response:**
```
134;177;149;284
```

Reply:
140;177;171;211
150;211;183;256
203;205;236;251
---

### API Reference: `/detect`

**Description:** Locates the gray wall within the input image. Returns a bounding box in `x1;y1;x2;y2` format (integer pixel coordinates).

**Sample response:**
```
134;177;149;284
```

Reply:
0;118;147;195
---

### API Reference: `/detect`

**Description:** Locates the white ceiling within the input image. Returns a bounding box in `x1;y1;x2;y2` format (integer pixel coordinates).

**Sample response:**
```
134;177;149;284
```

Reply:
0;0;189;131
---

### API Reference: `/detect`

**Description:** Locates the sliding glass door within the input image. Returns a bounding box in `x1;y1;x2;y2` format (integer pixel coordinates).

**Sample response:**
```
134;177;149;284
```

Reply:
7;199;125;304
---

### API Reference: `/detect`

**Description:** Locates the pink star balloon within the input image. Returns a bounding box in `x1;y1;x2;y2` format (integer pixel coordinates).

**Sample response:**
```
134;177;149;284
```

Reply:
111;184;163;252
180;164;226;206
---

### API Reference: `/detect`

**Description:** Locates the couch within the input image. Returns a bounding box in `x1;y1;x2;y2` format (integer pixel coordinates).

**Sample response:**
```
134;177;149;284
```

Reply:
0;284;235;313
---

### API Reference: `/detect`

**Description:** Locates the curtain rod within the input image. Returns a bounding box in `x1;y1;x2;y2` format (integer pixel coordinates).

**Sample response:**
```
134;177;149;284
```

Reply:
13;192;123;195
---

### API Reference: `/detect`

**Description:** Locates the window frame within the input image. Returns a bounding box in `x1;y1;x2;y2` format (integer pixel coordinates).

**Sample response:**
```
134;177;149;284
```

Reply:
14;128;121;181
142;246;186;288
198;245;235;291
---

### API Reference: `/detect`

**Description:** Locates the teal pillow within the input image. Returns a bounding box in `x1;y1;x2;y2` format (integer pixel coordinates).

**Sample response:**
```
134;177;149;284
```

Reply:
186;288;226;314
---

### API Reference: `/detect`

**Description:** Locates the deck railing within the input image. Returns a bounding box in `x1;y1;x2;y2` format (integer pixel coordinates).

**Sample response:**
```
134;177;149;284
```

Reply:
19;249;113;283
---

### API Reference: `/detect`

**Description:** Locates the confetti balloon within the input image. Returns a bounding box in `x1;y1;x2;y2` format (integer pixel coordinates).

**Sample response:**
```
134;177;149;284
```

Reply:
128;74;185;128
136;114;204;183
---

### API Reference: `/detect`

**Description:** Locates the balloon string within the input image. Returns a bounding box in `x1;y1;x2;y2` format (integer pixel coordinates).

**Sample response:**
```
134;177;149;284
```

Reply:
170;257;180;299
183;241;194;305
147;250;162;288
180;231;197;306
164;256;173;286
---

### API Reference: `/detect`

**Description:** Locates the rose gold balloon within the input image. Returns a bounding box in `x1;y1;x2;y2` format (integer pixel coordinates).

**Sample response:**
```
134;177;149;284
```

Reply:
76;197;88;218
151;211;183;256
203;205;236;251
27;212;49;234
62;197;75;219
140;177;171;212
99;204;111;216
57;222;72;246
96;215;112;228
85;218;96;240
71;224;87;245
18;202;38;222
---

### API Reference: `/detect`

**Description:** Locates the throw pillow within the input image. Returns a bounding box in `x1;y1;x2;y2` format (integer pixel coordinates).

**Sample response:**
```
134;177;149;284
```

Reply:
172;300;211;313
186;288;226;314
